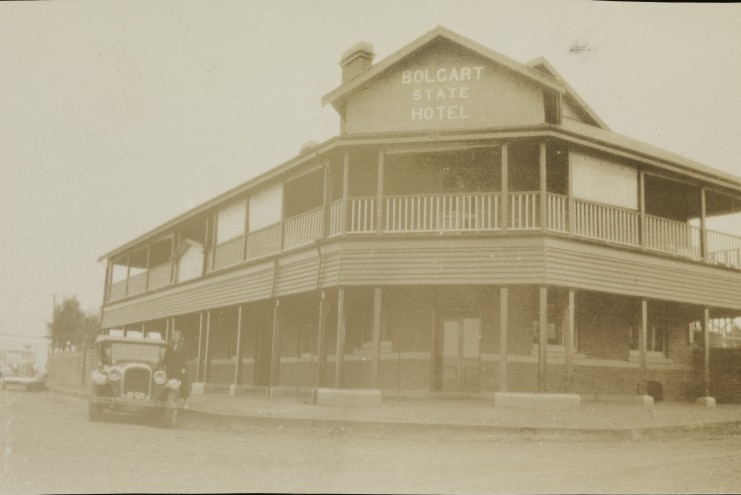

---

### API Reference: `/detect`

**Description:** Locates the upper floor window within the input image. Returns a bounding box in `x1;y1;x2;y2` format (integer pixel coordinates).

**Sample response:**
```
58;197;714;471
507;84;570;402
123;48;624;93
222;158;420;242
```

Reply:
216;200;247;244
571;150;638;210
249;183;283;231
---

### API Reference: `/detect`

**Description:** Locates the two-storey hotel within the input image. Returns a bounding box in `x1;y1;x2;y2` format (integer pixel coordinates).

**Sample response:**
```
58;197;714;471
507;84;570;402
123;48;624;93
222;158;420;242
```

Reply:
98;27;741;403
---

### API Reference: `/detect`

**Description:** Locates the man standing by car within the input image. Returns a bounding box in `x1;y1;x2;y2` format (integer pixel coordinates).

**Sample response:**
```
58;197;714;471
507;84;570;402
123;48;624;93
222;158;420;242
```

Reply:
162;330;189;405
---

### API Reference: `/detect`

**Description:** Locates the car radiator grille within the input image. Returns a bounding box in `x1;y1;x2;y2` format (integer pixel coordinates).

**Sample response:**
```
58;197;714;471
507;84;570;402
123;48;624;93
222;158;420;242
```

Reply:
17;363;35;377
122;367;151;398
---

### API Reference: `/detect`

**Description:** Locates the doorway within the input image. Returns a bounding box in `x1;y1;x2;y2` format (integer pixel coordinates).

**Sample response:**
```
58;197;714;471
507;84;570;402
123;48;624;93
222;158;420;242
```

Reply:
436;317;481;392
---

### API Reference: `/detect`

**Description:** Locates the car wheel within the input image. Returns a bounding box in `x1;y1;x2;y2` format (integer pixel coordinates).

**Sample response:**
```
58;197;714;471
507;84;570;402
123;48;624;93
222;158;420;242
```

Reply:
88;400;104;422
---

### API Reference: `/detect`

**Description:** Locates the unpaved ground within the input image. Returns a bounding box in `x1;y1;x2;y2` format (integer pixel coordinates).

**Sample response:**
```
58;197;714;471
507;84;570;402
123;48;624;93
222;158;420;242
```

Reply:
2;390;740;494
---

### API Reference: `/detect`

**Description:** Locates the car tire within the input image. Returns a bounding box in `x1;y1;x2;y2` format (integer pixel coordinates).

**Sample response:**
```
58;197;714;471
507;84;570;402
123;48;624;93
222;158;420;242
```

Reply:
88;400;104;422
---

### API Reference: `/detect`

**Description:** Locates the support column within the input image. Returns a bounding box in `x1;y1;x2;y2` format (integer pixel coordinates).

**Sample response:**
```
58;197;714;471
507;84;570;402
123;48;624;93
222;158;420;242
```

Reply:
565;290;575;393
499;287;509;392
340;152;349;235
539;141;547;231
103;261;112;304
700;188;708;260
538;286;548;392
638;170;648;247
124;254;131;297
567;146;574;234
371;288;383;388
203;311;211;383
315;291;327;390
697;308;716;406
639;300;648;395
376;150;384;234
231;305;244;394
196;312;204;382
269;299;281;395
321;163;332;239
500;144;509;231
144;244;151;291
334;288;346;389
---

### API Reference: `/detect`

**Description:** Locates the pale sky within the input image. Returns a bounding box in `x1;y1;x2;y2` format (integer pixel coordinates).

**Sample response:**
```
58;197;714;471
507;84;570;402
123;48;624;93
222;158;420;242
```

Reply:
1;1;740;338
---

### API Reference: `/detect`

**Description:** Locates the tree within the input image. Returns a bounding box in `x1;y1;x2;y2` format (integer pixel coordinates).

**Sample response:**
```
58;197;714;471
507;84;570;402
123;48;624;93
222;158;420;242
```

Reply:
47;296;100;351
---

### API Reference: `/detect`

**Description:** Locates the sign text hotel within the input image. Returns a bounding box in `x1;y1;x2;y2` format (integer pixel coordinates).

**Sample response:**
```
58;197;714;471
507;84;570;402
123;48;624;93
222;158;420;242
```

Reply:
401;65;484;121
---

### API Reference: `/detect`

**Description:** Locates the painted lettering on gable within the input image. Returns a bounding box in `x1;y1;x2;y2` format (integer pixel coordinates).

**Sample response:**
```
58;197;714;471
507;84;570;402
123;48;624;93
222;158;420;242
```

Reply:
401;66;483;122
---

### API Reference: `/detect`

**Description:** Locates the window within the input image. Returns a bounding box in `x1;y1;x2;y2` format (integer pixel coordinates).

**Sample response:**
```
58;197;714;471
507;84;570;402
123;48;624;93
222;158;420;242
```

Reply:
216;200;247;243
630;321;666;354
532;289;576;348
249;183;283;231
571;150;638;210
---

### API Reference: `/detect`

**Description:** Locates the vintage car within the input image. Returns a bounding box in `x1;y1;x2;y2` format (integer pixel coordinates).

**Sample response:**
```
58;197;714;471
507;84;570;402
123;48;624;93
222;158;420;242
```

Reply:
88;333;181;427
0;348;47;390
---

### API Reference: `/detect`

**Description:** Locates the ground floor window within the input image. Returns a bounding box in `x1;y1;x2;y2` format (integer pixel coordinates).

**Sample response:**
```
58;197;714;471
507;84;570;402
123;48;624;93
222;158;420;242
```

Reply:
531;288;576;348
630;321;667;354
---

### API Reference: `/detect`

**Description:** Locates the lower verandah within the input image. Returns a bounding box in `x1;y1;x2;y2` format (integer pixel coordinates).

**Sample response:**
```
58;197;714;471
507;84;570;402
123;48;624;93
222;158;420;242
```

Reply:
168;286;709;401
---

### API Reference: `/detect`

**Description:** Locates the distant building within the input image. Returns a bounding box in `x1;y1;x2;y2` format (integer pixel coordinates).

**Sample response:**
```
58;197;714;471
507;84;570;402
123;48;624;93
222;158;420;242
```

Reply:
98;27;741;401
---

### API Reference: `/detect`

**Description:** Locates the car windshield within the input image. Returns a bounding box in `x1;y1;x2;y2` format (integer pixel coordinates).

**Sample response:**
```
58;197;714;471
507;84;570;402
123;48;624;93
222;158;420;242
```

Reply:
103;342;166;365
3;350;35;364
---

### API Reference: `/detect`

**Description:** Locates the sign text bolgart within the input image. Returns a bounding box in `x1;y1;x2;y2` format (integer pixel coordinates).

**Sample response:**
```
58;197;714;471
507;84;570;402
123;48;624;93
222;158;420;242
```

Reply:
401;66;484;122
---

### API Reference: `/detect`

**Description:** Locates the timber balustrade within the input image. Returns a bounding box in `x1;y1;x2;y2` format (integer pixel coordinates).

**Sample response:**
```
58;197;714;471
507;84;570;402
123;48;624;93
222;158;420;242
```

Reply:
508;192;540;230
707;229;741;268
573;198;640;246
644;216;701;259
383;193;500;233
107;190;741;302
283;206;323;249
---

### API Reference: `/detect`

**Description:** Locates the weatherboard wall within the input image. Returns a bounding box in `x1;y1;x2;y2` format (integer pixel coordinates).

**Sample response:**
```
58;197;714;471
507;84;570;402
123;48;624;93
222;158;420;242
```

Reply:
102;234;741;329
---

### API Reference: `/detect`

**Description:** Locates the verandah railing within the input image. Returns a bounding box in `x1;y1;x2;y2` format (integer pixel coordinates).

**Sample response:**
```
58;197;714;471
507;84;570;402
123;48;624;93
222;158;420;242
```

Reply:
283;206;322;249
573;198;640;247
383;193;500;233
109;190;741;301
644;216;701;258
508;192;539;230
707;229;741;268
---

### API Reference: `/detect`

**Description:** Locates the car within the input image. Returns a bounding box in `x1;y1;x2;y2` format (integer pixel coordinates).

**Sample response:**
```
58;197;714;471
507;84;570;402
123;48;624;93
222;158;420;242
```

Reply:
88;333;182;427
0;348;47;390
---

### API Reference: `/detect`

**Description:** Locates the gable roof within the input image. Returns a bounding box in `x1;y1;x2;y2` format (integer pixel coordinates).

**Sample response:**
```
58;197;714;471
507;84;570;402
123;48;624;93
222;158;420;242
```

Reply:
322;26;565;110
527;57;609;130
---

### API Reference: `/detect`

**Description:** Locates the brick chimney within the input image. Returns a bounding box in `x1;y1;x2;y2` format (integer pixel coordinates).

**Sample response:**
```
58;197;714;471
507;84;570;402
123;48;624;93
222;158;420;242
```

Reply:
340;41;375;83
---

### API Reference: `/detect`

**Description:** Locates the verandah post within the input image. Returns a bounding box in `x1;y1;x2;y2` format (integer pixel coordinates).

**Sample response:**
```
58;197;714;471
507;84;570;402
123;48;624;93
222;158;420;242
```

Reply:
376;150;384;234
203;310;211;384
538;286;548;392
500;144;508;231
315;291;327;391
565;290;575;393
340;152;349;234
232;305;243;391
639;300;648;395
334;288;346;388
539;141;547;231
499;287;508;392
703;307;711;398
372;287;383;388
196;312;203;382
269;299;281;396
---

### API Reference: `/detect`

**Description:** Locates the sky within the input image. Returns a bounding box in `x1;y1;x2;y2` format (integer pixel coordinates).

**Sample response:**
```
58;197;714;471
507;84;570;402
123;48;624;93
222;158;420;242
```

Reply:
1;1;740;338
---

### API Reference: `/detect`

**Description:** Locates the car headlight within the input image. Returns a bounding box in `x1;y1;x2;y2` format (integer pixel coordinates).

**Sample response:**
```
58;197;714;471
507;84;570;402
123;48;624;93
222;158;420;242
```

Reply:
153;370;167;385
91;369;108;385
107;367;122;382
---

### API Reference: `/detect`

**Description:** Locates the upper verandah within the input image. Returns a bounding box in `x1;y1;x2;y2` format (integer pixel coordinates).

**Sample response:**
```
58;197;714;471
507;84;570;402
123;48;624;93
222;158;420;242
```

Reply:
98;27;741;264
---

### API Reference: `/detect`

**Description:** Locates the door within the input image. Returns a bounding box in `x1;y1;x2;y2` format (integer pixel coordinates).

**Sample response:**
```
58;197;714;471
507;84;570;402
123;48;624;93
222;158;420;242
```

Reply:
438;317;480;392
